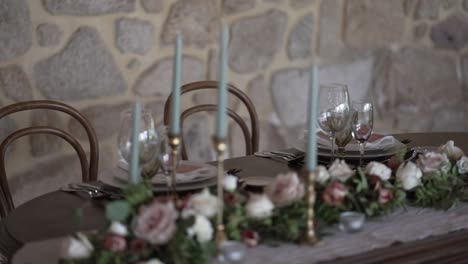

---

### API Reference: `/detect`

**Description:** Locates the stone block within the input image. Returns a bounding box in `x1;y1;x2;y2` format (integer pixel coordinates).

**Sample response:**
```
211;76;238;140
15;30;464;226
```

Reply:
116;17;154;55
0;0;31;62
68;101;132;141
141;0;164;13
30;111;63;157
229;9;288;73
246;75;274;117
161;0;220;48
181;112;215;162
430;13;468;50
374;48;461;117
223;0;255;14
413;23;428;40
36;23;62;47
414;0;439;20
42;0;135;15
344;0;405;48
34;27;127;101
0;65;33;102
290;0;316;9
287;13;314;60
134;56;205;96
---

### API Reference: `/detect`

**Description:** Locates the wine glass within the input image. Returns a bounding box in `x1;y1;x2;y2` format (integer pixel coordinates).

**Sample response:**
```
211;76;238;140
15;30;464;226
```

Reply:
335;110;355;159
157;127;181;190
351;101;374;168
317;83;351;160
117;108;160;182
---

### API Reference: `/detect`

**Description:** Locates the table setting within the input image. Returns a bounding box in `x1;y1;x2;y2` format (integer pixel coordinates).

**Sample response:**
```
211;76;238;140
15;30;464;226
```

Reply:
6;24;468;264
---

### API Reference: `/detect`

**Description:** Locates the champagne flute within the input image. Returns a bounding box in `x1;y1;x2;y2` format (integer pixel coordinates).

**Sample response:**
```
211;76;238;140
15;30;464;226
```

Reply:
158;128;181;191
317;83;351;160
117;109;160;182
351;101;374;168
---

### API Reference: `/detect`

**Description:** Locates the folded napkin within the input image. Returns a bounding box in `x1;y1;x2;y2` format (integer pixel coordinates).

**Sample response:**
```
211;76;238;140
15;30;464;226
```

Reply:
316;131;398;151
116;159;216;184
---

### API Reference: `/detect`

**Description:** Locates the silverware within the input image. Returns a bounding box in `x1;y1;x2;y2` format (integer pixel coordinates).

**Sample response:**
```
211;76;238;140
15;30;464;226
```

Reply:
71;183;124;199
60;186;107;198
254;151;301;162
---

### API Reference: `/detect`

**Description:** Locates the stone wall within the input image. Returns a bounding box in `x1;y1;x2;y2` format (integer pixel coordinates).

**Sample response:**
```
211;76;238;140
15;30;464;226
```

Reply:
1;0;467;206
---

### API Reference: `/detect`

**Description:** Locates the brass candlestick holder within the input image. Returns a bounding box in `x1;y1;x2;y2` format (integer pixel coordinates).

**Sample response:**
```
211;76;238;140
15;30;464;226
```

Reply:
304;170;319;244
167;134;180;200
213;137;227;246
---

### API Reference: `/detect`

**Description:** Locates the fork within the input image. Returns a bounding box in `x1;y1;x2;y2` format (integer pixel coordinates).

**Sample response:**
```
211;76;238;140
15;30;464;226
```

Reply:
61;186;107;198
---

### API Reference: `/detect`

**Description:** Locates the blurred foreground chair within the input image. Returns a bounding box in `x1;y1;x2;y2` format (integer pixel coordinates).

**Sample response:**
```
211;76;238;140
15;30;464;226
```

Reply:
163;81;259;160
0;100;99;217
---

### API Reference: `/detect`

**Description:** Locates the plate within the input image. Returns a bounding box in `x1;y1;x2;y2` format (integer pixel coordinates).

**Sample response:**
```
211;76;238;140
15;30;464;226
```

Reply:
100;166;217;192
116;160;217;185
317;144;406;160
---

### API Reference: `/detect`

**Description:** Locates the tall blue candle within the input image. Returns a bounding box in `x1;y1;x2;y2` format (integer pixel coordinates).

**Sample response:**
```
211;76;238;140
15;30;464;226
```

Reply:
306;64;319;171
130;100;142;184
216;23;229;139
170;33;182;135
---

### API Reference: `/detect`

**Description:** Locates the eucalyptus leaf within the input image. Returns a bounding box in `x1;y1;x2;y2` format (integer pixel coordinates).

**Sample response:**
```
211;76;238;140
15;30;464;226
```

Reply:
106;201;131;222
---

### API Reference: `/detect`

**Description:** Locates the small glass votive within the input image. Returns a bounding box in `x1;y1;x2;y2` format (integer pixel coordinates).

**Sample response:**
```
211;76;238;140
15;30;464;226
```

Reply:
217;240;247;264
339;212;365;233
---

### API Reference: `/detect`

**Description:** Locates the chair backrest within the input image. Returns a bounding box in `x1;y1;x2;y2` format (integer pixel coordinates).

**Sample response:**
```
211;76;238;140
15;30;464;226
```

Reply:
163;81;259;160
0;100;99;217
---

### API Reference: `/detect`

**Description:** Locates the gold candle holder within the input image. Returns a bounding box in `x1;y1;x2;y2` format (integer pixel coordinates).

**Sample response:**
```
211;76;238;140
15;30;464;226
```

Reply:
167;134;180;200
213;137;227;246
304;170;319;244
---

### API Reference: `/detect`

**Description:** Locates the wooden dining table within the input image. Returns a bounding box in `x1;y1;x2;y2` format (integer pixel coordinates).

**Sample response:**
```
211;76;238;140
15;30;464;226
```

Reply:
2;132;468;264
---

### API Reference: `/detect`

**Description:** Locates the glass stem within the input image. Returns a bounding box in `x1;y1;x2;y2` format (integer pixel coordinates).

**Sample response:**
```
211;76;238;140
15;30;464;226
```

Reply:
329;135;335;162
359;142;365;168
337;147;346;159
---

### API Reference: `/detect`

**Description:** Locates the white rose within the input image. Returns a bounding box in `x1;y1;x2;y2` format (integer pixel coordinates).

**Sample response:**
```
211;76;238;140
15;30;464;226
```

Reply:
223;174;238;192
245;194;274;219
189;188;218;218
108;221;128;236
396;162;423;190
328;159;354;182
187;215;213;243
439;140;464;160
457;156;468;174
316;165;330;184
61;233;93;259
365;162;392;181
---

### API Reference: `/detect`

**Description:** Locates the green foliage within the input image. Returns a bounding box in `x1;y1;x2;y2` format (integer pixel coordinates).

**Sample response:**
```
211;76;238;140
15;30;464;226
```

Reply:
248;201;308;242
124;183;153;207
105;201;131;222
412;171;466;210
167;231;215;264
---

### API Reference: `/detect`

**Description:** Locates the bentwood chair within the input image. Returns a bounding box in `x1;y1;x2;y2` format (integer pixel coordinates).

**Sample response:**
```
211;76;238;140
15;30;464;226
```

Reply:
163;81;259;160
0;100;99;217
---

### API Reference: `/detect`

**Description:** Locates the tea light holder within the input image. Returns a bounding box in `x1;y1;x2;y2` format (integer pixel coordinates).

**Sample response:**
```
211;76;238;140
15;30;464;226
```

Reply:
167;134;180;200
213;137;227;246
339;211;365;233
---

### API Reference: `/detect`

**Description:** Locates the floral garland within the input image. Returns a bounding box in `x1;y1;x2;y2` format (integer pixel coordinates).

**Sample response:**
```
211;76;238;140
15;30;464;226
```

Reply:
60;141;468;264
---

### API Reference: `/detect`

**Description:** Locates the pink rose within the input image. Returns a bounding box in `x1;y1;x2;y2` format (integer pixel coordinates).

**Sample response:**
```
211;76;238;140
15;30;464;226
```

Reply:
417;152;451;175
133;200;178;245
378;189;393;204
322;182;346;206
265;172;305;207
102;235;126;252
242;230;260;247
